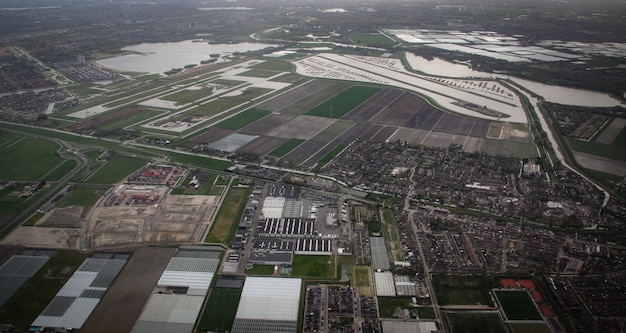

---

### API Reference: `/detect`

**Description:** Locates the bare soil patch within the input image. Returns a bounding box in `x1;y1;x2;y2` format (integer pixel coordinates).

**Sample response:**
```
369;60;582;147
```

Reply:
81;247;176;333
190;128;233;144
238;136;287;156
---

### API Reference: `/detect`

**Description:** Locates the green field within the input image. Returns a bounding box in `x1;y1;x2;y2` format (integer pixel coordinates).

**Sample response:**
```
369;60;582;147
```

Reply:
269;138;305;157
350;33;396;46
433;275;493;306
418;307;436;319
216;108;271;131
205;185;251;245
306;86;380;118
100;109;165;130
246;264;276;275
480;139;538;159
197;288;242;332
59;185;106;207
377;297;414;318
161;86;215;104
444;312;506;333
0;250;90;331
0;185;49;219
495;290;542;320
85;154;146;184
568;137;626;162
291;254;334;279
318;144;347;166
45;160;78;182
0;135;64;181
509;323;551;333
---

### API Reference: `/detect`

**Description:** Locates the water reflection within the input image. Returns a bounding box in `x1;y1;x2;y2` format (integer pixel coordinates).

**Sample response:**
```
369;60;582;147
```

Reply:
97;40;277;74
405;53;623;107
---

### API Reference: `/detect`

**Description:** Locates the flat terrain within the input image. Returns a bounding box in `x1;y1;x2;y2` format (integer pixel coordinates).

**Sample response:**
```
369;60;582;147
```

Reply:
81;247;175;333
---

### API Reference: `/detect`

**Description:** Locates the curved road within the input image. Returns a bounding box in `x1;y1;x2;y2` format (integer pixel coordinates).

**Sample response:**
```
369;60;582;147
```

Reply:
0;130;89;238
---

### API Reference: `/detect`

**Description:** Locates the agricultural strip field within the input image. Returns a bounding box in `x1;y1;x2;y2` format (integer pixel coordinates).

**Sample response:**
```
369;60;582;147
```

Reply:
574;151;626;176
306;86;381;119
444;311;506;333
316;144;347;166
215;108;271;131
238;136;288;156
370;92;443;129
389;128;429;144
494;290;542;321
567;138;626;162
84;154;147;184
239;113;295;135
343;89;405;122
190;128;233;144
81;247;175;333
0;135;64;181
611;123;626;147
276;83;351;115
309;120;354;143
267;115;336;140
421;132;470;148
269;138;305;158
433;113;482;136
283;141;326;164
205;185;251;245
255;80;343;112
197;288;242;332
68;106;150;131
595;117;626;145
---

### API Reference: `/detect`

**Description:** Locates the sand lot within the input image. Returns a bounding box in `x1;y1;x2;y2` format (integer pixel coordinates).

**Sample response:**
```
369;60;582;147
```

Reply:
1;226;79;249
87;194;218;248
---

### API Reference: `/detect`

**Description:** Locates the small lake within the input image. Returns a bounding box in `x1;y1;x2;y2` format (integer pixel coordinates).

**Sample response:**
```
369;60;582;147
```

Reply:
97;40;277;74
405;53;623;108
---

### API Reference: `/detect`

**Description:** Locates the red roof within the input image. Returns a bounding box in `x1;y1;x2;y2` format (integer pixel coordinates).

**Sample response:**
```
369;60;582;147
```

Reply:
540;305;554;317
519;279;536;289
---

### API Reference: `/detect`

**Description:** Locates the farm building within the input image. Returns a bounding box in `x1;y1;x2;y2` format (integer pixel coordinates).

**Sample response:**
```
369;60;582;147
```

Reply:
131;247;220;333
231;277;302;333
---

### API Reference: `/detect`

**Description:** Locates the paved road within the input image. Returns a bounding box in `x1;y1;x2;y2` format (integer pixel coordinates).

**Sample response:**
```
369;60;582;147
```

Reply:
0;130;89;238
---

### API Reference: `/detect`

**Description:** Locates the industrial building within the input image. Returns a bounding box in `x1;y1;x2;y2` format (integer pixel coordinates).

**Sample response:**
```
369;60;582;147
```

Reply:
371;237;391;271
0;249;54;307
231;277;302;333
31;253;129;330
131;247;221;333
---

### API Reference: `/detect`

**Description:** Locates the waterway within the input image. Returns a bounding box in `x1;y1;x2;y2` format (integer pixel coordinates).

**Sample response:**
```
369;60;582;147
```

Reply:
96;40;277;74
404;53;623;108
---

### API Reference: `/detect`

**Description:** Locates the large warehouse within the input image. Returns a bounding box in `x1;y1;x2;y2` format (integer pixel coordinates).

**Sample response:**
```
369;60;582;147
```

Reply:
231;277;303;333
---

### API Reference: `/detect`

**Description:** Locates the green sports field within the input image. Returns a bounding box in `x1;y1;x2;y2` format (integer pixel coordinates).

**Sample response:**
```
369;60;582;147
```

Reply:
495;290;542;320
